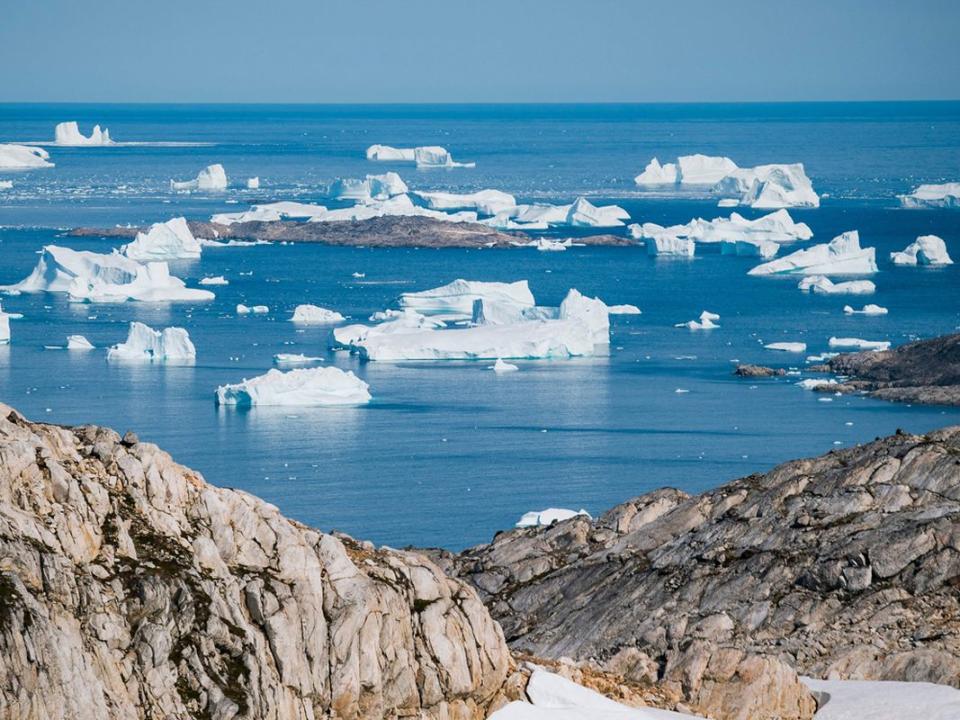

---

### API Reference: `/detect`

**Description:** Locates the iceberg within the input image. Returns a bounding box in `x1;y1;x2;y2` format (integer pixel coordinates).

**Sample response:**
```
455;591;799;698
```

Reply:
170;164;227;192
252;201;329;219
215;367;371;406
365;144;416;162
400;279;535;319
211;207;283;225
634;154;736;186
657;209;812;244
633;157;678;185
107;322;196;362
0;180;11;190
66;335;94;350
121;217;202;261
765;342;807;352
513;204;572;225
246;177;259;189
675;310;720;330
647;235;695;257
890;235;953;266
330;172;408;202
828;337;891;351
798;275;876;295
415;189;516;216
308;194;477;224
414;146;474;168
607;304;641;314
53;121;112;146
291;304;345;324
713;164;819;208
720;239;778;259
199;276;229;286
490;358;519;373
530;238;570;252
3;245;214;303
516;508;591;528
273;353;323;365
237;304;269;314
898;182;960;209
0;304;12;344
0;144;54;170
566;197;629;227
843;303;888;315
749;231;877;276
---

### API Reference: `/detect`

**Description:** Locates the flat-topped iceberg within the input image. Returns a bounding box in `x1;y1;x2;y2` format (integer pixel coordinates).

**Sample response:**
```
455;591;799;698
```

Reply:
765;341;806;352
54;121;113;146
199;276;228;286
844;303;888;315
273;353;323;365
798;275;876;295
215;367;371;406
890;235;953;266
330;172;408;202
647;235;694;257
237;304;268;314
107;322;196;362
415;189;516;216
749;231;876;276
828;336;891;351
400;279;535;319
899;182;960;208
414;146;474;168
171;164;227;192
0;144;54;170
122;217;202;261
3;245;214;303
211;207;283;225
291;304;345;324
365;144;416;162
66;335;94;350
515;508;590;528
566;197;629;227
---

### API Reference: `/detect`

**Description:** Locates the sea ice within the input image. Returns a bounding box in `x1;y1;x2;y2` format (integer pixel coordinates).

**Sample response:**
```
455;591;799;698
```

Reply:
365;144;416;161
898;182;960;209
237;304;269;314
53;121;113;146
828;337;891;351
199;276;229;286
0;144;54;170
765;342;807;352
516;508;590;527
490;358;519;373
890;235;953;266
215;367;371;406
291;304;345;324
415;189;516;216
798;275;876;295
107;322;196;362
843;303;888;315
400;279;535;319
122;217;202;261
749;231;876;276
170;164;227;192
66;335;94;350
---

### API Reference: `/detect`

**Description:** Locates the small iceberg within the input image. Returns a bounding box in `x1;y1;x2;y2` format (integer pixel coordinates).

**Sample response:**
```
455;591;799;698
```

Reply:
122;217;202;262
647;234;695;257
828;337;891;351
675;310;720;330
171;164;227;192
415;189;516;216
246;177;260;189
798;275;876;295
0;144;54;170
765;341;807;352
749;231;877;276
273;353;323;365
107;322;196;362
237;304;269;315
199;276;229;286
490;358;519;373
291;304;345;324
607;304;641;315
211;207;283;225
890;235;953;266
898;182;960;208
0;180;11;190
251;201;329;219
365;144;416;162
516;508;591;528
566;197;629;227
844;303;888;315
0;303;14;344
66;335;94;350
330;172;408;202
53;121;113;146
215;367;371;406
530;238;570;252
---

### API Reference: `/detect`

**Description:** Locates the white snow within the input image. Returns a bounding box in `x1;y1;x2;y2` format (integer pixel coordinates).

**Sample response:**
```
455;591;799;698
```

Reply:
365;144;416;162
646;234;695;257
890;235;953;266
798;275;876;295
291;304;345;324
898;182;960;209
273;353;323;365
53;121;113;146
400;279;535;319
237;304;269;314
199;276;229;286
566;197;629;227
0;144;54;170
828;337;891;351
749;231;877;276
3;245;214;303
765;342;807;352
516;509;590;528
170;164;227;192
122;217;202;261
415;189;516;216
843;304;888;315
246;177;260;189
607;304;641;315
66;335;94;350
490;358;519;373
215;367;371;406
803;677;960;720
107;322;195;362
675;310;720;330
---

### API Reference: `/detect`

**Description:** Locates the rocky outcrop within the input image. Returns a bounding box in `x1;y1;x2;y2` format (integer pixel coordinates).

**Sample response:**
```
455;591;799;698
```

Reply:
439;427;960;719
0;405;511;719
734;364;786;378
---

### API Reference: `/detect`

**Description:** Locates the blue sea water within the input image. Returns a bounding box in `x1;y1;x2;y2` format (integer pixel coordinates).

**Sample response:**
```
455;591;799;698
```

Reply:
1;102;959;550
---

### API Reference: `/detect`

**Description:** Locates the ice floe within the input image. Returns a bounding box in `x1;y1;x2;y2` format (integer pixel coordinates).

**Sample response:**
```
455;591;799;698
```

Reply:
843;303;888;315
252;201;329;219
765;342;807;352
0;144;54;170
516;508;590;528
749;231;876;276
400;279;535;320
291;304;345;324
122;217;202;262
66;335;94;350
890;235;953;266
237;304;269;314
675;310;720;330
215;367;371;406
107;322;196;362
170;164;227;192
53;121;113;146
898;182;960;209
490;358;519;373
199;276;229;286
273;353;323;365
3;245;214;303
828;337;891;351
798;275;876;295
607;304;641;314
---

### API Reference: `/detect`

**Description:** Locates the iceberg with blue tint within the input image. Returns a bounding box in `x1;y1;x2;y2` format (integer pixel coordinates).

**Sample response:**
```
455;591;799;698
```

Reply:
898;182;960;208
749;231;876;276
890;235;953;266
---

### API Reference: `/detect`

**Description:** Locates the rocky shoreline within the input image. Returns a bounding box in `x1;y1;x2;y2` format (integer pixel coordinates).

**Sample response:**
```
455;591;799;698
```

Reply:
68;216;636;249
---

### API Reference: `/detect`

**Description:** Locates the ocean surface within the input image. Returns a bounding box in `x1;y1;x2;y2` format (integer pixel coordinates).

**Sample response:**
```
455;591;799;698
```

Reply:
1;102;959;550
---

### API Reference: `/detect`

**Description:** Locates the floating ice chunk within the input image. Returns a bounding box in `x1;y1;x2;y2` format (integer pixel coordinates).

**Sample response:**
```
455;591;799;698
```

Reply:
797;378;838;390
0;180;11;190
215;366;370;406
122;217;202;261
199;276;229;286
400;279;535;319
749;231;876;276
291;304;345;324
309;194;477;224
798;275;876;295
607;304;641;314
566;197;629;227
633;157;678;185
246;177;260;189
843;303;888;315
414;146;475;168
765;342;807;352
714;164;819;208
481;212;550;231
471;299;556;326
647;234;695;257
330;172;408;201
677;154;739;185
211;207;283;224
415;189;516;216
806;352;839;363
717;198;739;207
66;335;94;350
170;164;227;192
490;358;519;373
828;337;891;351
237;304;268;314
0;144;54;170
513;204;572;225
530;238;570;252
720;239;779;258
890;235;953;266
366;144;415;161
253;201;329;219
675;310;720;330
0;304;12;344
53;121;113;146
107;322;195;362
633;210;811;248
3;245;213;303
516;508;591;528
559;289;610;345
898;182;960;209
273;353;323;365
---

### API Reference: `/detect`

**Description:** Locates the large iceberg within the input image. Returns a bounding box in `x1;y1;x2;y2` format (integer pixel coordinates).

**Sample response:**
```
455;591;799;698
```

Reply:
252;201;329;219
634;154;736;186
566;197;629;227
170;164;228;192
291;304;345;324
890;235;953;266
898;182;960;209
215;367;371;406
748;231;877;276
365;144;416;161
330;172;408;202
415;189;516;216
107;322;196;362
414;146;474;168
54;121;113;146
399;279;535;320
121;217;202;261
798;275;876;295
0;144;54;170
516;508;590;528
713;164;820;208
3;245;214;303
632;210;811;255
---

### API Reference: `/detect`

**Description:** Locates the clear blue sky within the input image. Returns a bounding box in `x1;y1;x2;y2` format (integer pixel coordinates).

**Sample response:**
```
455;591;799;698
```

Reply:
3;0;959;103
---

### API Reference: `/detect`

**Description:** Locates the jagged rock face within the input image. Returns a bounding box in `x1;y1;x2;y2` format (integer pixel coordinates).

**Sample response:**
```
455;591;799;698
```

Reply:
0;406;510;720
441;428;960;719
